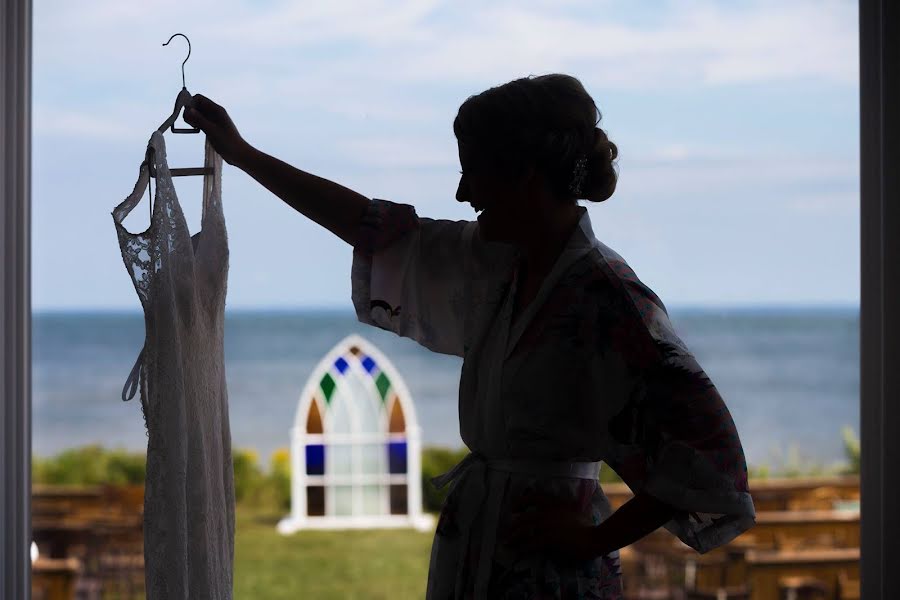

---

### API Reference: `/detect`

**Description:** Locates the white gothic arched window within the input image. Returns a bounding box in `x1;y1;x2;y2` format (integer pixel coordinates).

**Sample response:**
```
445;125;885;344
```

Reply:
278;334;433;533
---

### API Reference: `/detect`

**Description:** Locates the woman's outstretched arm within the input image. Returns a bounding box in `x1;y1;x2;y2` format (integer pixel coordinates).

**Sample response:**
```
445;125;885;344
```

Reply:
184;93;371;248
234;144;370;248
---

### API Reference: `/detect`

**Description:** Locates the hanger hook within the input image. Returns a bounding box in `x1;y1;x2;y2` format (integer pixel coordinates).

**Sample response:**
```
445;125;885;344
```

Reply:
162;33;191;89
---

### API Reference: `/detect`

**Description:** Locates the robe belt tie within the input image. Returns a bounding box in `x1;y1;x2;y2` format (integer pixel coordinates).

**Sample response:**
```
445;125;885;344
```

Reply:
430;451;602;599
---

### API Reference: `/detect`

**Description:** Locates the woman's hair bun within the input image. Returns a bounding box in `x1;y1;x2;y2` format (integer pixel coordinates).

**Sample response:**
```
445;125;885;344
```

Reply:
583;126;619;203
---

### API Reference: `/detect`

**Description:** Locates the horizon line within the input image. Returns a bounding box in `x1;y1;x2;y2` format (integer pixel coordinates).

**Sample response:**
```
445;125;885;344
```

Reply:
31;302;861;315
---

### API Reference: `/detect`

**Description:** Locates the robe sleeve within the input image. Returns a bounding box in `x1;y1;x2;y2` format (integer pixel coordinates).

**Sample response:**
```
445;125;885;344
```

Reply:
599;264;757;554
351;197;509;357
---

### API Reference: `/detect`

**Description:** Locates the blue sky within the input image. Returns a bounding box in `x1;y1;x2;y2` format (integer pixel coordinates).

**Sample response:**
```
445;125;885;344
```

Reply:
32;0;859;311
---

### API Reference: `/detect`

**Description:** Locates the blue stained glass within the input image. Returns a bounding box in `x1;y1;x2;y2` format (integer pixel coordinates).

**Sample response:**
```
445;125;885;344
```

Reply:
388;440;407;474
306;444;325;475
334;356;349;374
361;355;377;374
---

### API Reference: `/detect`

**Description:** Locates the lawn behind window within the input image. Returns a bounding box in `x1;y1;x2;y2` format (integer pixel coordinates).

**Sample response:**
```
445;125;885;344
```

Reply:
235;507;435;599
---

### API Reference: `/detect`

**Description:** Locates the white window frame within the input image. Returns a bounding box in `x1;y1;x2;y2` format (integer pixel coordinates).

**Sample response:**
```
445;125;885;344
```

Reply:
279;334;430;533
3;0;897;597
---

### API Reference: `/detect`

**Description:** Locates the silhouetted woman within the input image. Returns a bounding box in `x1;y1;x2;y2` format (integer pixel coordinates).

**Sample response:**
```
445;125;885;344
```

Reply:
184;73;756;599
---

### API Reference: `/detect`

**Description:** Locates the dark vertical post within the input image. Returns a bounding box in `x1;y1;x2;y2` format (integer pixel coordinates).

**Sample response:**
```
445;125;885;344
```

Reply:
860;0;900;598
0;0;32;598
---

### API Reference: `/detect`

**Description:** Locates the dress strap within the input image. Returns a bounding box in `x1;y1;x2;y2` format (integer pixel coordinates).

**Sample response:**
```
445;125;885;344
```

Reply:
121;346;144;402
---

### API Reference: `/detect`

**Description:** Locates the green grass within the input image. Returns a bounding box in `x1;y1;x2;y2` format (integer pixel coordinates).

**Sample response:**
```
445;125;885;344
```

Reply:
234;505;436;599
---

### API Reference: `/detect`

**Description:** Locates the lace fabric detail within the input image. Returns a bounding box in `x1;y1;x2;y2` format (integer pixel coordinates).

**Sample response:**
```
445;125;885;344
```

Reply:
111;129;234;599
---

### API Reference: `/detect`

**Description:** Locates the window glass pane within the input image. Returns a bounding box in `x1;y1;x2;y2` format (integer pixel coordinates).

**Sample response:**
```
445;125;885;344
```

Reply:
328;443;352;476
360;443;385;476
328;386;353;434
333;485;353;516
345;368;380;433
361;484;383;515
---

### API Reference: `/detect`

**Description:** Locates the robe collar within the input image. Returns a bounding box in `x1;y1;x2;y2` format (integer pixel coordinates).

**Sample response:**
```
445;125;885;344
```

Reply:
512;204;597;266
504;205;598;359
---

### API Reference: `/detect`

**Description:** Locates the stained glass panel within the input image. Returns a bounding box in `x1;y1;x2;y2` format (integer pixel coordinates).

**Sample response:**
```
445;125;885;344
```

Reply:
389;484;407;515
307;486;325;516
388;441;407;474
305;444;324;475
306;400;323;434
320;372;336;404
375;372;391;402
388;396;406;433
334;356;349;374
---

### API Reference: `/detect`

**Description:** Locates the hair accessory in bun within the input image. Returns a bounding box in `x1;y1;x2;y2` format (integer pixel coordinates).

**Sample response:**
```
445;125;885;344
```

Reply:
568;155;588;197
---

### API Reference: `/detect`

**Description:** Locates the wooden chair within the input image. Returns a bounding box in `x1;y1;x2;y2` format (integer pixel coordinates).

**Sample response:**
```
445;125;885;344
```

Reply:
681;551;751;600
100;484;145;518
625;587;673;599
774;531;839;551
31;557;79;600
98;549;144;598
836;569;860;600
753;509;860;550
787;486;843;511
686;586;751;600
620;547;684;599
746;547;859;599
777;575;828;600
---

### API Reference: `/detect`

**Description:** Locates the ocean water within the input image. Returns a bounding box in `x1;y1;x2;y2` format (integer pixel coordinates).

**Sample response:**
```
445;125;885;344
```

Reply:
32;306;859;473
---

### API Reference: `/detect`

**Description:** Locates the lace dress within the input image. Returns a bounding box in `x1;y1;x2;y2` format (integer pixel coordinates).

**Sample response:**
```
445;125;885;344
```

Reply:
112;129;235;599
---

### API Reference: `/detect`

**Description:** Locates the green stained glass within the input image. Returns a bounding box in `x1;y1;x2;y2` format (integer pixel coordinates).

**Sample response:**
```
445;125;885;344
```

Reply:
320;372;336;404
375;372;391;403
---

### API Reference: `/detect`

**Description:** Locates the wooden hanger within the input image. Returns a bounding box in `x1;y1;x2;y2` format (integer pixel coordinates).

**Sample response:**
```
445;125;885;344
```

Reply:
142;34;215;218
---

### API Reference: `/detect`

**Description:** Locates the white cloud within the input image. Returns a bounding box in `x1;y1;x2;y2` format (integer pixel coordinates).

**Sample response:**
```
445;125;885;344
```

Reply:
368;0;858;89
30;0;860;174
30;0;860;310
33;105;137;141
35;0;857;100
616;153;858;209
336;135;456;168
646;143;695;161
786;191;859;216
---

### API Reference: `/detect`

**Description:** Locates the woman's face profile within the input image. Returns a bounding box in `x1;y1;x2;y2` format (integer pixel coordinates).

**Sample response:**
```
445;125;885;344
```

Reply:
456;140;532;243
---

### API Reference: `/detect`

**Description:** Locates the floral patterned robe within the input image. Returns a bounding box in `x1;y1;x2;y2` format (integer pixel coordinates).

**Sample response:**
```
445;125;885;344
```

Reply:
351;198;757;599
